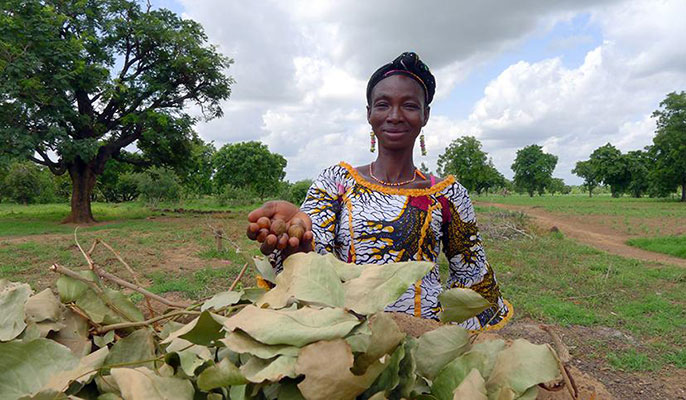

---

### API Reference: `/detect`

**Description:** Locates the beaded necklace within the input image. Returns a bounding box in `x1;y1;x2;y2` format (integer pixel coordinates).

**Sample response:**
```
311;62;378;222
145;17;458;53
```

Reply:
369;162;418;186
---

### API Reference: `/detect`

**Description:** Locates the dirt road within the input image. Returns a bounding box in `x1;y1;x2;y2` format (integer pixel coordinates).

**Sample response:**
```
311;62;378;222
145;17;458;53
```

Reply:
478;202;686;268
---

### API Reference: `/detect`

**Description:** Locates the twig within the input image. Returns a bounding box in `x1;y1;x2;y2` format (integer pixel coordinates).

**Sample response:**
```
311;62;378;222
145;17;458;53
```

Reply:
541;324;571;363
96;310;200;334
50;264;138;322
229;262;250;291
74;227;95;268
90;263;187;308
548;344;579;400
604;265;613;281
97;239;156;317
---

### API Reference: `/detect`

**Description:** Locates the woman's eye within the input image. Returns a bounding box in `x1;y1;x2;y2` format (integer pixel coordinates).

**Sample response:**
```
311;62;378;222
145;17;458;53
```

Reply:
404;103;420;110
374;102;389;109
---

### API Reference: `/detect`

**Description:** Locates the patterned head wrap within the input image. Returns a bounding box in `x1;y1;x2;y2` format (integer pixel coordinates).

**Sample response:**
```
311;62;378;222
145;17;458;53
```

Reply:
366;52;436;106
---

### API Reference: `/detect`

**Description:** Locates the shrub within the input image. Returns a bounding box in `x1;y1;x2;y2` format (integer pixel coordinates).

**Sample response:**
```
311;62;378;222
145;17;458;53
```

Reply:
217;185;257;207
2;162;42;204
136;167;182;207
287;179;313;206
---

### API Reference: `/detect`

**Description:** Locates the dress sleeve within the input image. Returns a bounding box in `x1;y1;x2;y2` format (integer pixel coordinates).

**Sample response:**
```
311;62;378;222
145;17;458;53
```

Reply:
269;166;343;273
441;182;512;331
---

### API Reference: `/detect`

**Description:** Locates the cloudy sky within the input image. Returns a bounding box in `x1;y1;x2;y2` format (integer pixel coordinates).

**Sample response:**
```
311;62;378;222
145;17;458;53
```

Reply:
159;0;686;184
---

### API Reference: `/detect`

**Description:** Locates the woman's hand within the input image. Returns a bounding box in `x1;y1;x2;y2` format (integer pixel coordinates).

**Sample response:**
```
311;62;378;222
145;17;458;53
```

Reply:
246;201;314;256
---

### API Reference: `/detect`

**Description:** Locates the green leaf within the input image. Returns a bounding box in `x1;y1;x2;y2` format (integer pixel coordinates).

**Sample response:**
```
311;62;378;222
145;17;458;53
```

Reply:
0;279;31;341
241;287;267;303
296;339;386;400
197;358;248;390
0;339;78;399
50;308;91;357
344;320;372;353
415;325;471;380
110;367;195;400
278;383;306;400
94;330;116;348
391;337;418;399
104;329;156;370
166;337;212;376
220;330;300;358
201;290;243;312
431;339;505;400
240;355;298;383
485;339;561;399
223;305;360;347
363;341;406;398
257;252;345;309
353;313;404;374
438;288;492;324
56;272;143;324
451;368;487;400
162;311;227;346
253;256;277;283
343;261;434;315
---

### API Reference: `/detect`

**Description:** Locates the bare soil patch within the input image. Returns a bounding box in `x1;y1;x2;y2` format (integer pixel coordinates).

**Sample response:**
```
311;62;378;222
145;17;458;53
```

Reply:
478;202;686;268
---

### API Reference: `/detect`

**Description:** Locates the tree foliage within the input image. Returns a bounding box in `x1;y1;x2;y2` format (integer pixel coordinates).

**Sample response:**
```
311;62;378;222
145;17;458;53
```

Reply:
0;0;233;221
650;91;686;201
510;145;558;197
588;143;630;197
213;141;287;200
572;160;599;197
437;136;505;194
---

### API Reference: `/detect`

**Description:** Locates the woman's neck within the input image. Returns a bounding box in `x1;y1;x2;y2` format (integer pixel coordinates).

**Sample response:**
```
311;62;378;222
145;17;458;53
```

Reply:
373;148;416;182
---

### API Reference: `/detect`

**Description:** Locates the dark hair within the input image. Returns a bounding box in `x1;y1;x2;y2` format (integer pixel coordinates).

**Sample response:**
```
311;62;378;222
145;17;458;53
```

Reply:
366;52;436;106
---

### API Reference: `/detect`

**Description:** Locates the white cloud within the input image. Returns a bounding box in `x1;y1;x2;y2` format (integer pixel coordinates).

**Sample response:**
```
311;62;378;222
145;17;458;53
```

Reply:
176;0;684;184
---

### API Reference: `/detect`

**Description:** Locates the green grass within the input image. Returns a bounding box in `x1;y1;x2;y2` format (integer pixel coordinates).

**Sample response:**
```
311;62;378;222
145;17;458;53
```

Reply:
627;235;686;259
608;349;661;372
475;193;686;218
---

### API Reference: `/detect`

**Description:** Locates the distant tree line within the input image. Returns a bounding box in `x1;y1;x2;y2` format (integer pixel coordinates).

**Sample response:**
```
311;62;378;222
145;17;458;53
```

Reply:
573;91;686;201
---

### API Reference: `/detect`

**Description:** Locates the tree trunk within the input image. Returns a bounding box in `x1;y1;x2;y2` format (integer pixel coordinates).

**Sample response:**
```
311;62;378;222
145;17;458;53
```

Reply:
63;161;97;224
682;179;685;202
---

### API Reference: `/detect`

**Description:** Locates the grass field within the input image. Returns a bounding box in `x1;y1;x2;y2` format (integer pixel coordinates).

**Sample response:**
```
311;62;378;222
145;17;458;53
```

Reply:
0;198;684;378
628;235;686;259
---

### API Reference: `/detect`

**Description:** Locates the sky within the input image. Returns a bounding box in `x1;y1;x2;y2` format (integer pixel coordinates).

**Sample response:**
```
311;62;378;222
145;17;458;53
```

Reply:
159;0;686;184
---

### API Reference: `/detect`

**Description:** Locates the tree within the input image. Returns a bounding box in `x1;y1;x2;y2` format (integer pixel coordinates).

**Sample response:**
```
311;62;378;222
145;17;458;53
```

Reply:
511;145;558;197
437;136;506;194
547;178;566;195
572;160;599;197
180;139;216;197
651;91;686;201
3;162;42;204
624;149;651;198
588;143;630;197
213;141;287;200
0;0;233;222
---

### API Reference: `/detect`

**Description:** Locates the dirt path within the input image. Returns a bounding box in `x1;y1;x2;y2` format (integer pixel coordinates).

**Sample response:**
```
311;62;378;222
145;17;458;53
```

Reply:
478;202;686;268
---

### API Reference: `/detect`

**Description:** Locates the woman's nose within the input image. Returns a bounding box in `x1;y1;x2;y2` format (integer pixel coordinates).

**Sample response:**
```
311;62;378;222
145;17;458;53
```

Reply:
386;105;402;122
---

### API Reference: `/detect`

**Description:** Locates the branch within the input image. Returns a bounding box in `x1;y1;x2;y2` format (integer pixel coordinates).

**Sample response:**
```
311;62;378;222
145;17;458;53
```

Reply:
96;310;200;334
229;263;250;292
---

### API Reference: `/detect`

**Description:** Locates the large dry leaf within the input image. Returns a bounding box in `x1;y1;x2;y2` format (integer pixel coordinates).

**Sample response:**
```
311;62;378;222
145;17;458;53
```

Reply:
0;339;78;399
253;256;277;283
197;358;248;390
485;339;561;400
296;339;386;400
363;342;405;397
258;252;345;309
104;329;156;370
343;261;433;315
166;337;212;376
56;272;143;324
201;290;243;312
220;330;300;358
162;311;227;346
415;325;471;380
240;355;298;383
110;367;194;400
25;289;63;324
41;346;109;392
353;313;404;374
0;279;31;341
452;368;487;400
344;320;372;353
431;339;505;400
49;308;91;357
438;288;492;324
323;253;365;282
223;305;360;347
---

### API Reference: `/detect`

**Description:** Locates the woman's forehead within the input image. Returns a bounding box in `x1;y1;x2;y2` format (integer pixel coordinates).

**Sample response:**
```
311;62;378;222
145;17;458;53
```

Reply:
370;75;425;101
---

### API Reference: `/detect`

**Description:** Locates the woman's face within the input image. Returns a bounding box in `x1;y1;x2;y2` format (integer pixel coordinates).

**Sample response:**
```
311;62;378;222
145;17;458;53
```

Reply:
367;74;430;152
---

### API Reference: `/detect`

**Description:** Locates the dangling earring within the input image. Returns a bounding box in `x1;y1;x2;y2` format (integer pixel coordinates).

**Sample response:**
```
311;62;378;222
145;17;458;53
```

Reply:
420;132;427;156
370;131;376;152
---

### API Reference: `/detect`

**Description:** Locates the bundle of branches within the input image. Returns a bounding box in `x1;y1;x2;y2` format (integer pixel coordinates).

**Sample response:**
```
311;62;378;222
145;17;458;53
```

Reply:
0;250;571;400
481;210;533;241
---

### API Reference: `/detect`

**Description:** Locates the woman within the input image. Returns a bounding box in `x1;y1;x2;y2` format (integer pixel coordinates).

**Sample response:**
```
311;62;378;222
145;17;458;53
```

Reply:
246;52;512;331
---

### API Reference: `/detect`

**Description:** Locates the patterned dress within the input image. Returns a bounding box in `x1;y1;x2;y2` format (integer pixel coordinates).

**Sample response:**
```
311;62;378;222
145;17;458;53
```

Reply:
275;162;512;331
